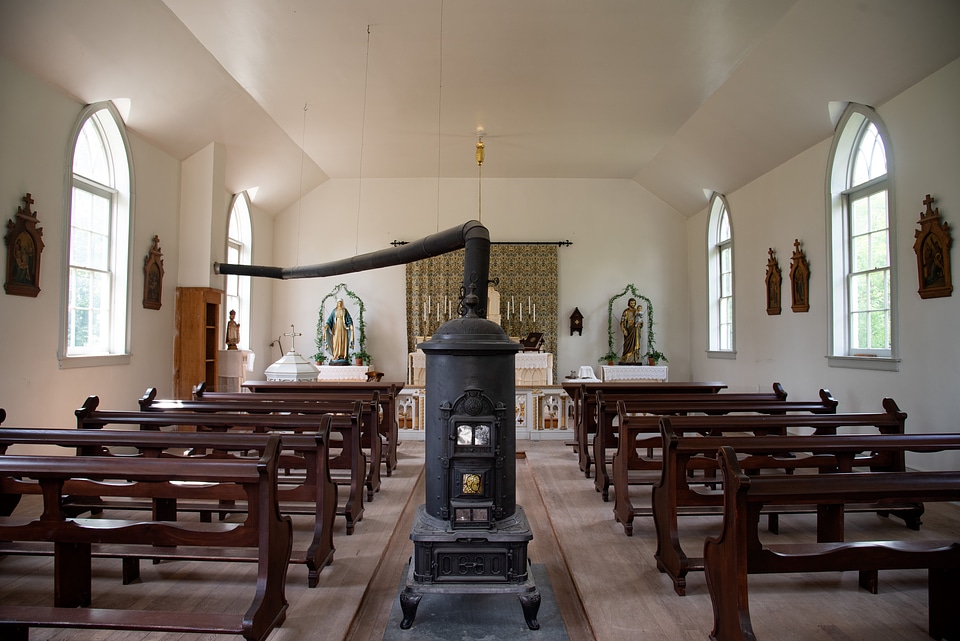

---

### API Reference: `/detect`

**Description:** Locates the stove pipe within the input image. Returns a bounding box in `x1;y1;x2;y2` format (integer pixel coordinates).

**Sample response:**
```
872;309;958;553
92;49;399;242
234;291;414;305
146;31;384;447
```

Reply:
215;219;492;316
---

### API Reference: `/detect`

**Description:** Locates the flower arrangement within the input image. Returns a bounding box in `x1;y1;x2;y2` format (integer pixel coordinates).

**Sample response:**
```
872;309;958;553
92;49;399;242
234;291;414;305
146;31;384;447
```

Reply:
643;348;668;365
315;283;367;362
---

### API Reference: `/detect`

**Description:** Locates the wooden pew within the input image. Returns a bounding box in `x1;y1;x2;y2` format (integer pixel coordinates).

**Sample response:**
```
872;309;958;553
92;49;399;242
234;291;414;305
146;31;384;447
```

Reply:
592;387;838;501
77;395;365;536
560;380;728;477
650;407;959;596
704;445;960;641
193;381;398;478
143;386;382;501
236;379;405;476
614;400;905;538
0;423;336;588
0;435;291;641
591;383;792;497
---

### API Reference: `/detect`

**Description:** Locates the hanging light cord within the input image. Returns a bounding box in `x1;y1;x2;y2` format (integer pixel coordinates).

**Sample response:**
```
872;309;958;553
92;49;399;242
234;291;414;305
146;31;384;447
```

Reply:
355;24;372;256
296;102;307;266
435;0;444;232
476;137;484;222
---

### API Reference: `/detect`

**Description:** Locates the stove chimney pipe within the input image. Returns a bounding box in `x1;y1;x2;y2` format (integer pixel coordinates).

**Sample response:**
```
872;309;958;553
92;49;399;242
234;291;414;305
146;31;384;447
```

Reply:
215;219;491;316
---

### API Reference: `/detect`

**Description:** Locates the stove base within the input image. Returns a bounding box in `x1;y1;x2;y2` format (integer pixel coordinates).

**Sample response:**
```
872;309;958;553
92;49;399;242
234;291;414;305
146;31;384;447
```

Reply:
399;558;541;630
403;505;540;630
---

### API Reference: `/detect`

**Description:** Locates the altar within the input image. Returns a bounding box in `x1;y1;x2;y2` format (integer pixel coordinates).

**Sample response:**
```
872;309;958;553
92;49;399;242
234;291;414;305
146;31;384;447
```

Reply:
601;364;668;382
316;365;370;381
407;350;552;387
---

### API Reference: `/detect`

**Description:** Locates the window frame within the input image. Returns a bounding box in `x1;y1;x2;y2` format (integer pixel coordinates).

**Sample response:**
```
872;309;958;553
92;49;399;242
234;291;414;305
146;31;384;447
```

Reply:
225;191;253;351
825;103;899;371
706;193;736;358
59;101;134;369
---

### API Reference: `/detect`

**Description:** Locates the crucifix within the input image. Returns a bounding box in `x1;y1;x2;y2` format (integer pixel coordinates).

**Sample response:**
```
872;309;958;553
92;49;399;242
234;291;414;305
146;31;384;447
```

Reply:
284;325;302;353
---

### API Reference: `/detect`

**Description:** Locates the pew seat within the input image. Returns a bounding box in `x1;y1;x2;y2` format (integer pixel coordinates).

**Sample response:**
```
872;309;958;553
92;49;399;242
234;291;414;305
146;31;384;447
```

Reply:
0;423;336;587
704;445;960;641
77;395;365;536
0;437;290;641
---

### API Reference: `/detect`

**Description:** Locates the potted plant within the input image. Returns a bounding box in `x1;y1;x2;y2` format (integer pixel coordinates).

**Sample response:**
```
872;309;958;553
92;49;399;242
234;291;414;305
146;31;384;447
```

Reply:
354;350;372;367
598;351;619;366
643;348;668;366
313;351;327;366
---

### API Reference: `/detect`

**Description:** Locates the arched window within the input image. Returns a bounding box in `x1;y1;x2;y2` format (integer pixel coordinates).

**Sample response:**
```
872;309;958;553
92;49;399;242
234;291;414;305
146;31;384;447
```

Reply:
60;102;133;366
706;193;735;356
226;192;253;350
826;103;897;369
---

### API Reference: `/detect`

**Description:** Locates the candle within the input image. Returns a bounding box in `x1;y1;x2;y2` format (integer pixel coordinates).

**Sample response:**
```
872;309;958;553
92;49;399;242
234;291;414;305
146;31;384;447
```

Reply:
533;304;536;322
437;302;440;321
519;303;523;322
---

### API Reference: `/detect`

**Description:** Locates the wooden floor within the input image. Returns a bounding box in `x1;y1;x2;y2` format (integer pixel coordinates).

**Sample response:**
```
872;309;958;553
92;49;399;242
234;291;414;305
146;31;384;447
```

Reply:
2;439;958;641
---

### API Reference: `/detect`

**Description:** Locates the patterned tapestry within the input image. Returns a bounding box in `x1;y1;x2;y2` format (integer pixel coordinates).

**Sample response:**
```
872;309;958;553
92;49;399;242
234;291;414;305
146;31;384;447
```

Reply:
406;245;558;375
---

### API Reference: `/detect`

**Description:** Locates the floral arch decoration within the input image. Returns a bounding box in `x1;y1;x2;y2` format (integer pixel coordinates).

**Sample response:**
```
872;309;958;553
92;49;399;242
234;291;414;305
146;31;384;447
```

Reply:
600;284;662;364
315;283;368;364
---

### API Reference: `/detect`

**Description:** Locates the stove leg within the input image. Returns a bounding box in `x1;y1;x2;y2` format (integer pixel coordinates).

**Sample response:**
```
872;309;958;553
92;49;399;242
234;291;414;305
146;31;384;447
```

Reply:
399;590;422;629
519;590;541;630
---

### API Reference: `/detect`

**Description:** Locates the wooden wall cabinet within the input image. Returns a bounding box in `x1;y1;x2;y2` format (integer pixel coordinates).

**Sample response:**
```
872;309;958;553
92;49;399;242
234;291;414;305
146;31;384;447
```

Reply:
174;287;222;399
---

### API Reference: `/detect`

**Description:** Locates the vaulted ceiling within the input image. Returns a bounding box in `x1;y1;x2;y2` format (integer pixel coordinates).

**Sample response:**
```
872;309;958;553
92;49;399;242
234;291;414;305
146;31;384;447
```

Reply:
2;0;959;217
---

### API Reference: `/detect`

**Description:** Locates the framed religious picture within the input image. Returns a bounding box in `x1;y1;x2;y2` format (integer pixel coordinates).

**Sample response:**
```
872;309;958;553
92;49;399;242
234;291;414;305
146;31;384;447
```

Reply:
789;238;810;312
142;235;164;309
764;248;781;315
913;194;953;299
4;193;45;297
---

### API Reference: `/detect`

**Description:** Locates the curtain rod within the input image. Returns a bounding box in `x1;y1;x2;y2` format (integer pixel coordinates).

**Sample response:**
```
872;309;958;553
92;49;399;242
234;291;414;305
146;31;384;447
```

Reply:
390;239;571;247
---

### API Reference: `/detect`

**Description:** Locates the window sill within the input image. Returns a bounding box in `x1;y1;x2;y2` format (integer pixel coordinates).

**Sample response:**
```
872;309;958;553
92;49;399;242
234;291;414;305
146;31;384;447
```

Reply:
827;355;899;372
59;353;132;369
707;350;737;360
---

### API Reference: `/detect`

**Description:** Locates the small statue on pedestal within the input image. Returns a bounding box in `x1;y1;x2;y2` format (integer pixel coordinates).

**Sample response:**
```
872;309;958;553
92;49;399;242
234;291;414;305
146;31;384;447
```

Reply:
226;309;240;350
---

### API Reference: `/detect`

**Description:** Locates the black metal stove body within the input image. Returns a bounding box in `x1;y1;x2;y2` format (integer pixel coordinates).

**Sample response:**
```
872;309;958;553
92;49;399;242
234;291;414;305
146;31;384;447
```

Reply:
214;220;540;630
401;294;539;629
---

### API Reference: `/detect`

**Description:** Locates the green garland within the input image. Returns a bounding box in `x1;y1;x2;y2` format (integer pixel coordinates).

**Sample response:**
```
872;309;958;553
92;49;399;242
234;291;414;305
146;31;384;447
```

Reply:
315;283;369;364
599;284;664;363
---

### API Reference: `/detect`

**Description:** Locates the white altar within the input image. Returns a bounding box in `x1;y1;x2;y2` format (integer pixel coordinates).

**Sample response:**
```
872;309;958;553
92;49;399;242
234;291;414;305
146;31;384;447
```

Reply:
397;384;572;440
601;365;668;382
407;351;553;387
316;365;370;381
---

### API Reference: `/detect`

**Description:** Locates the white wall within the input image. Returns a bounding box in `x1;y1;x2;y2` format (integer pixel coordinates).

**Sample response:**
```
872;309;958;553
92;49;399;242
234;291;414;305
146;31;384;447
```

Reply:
687;57;960;470
0;56;181;424
5;45;958;473
267;177;690;383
